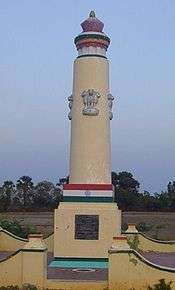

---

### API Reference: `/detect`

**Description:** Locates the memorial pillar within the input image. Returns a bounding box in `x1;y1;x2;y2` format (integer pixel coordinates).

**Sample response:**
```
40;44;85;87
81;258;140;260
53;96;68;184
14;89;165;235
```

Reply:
54;11;121;259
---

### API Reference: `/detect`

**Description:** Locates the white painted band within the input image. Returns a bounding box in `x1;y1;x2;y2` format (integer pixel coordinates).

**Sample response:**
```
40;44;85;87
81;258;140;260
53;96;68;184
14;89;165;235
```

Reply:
63;190;113;197
78;46;106;57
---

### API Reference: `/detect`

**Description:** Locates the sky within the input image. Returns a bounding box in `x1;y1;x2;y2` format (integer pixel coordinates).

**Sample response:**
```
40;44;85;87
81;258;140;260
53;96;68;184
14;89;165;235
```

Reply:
0;0;175;193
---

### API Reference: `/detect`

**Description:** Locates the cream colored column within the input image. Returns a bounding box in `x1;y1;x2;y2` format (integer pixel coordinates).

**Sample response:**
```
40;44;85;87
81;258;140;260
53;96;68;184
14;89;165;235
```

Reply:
69;56;111;184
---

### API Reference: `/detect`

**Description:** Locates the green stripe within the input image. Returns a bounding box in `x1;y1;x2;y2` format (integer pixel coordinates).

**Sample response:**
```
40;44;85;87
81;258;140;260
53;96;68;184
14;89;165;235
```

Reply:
74;33;110;44
63;196;113;203
77;54;107;59
54;257;108;262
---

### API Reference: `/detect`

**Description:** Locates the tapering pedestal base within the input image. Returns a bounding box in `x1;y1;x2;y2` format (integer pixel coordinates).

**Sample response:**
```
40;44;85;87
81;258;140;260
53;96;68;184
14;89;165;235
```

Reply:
54;202;121;258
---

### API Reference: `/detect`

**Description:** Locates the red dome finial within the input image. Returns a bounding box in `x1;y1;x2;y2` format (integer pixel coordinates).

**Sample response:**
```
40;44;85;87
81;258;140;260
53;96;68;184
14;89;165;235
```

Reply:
74;11;110;56
81;11;104;33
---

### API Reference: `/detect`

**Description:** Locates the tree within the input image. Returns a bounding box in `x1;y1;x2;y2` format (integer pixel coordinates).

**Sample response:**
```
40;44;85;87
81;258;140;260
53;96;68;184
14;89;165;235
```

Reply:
33;180;61;208
112;171;140;210
167;181;175;209
33;181;54;208
51;183;63;207
16;176;34;206
112;171;140;191
0;181;15;211
57;176;69;187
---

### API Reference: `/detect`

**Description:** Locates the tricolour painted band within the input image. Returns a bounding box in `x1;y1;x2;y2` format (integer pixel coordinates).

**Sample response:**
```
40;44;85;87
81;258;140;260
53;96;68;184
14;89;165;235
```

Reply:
63;190;113;197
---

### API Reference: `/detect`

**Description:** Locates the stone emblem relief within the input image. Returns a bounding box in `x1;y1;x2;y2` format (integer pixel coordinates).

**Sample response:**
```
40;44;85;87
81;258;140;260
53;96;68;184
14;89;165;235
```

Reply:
81;89;101;116
107;93;114;120
68;94;73;120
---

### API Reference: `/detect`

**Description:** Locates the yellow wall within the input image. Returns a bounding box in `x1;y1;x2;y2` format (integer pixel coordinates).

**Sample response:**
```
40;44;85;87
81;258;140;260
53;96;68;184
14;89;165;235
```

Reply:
0;228;54;252
0;248;47;289
0;229;26;251
109;250;175;290
0;246;106;290
126;233;175;252
44;233;54;252
0;251;23;287
69;56;111;184
0;244;175;290
22;251;46;288
54;202;121;258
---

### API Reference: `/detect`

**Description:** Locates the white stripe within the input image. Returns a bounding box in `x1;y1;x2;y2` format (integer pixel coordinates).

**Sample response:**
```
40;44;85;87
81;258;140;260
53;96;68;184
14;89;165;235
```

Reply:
63;190;113;197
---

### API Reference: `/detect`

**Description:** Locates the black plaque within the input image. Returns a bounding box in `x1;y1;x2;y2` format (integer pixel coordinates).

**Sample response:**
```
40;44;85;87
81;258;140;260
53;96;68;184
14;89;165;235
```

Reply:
75;215;99;240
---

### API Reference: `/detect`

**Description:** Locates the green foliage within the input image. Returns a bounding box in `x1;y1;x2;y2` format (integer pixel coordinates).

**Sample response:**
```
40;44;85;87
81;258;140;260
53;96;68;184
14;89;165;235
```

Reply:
0;218;23;237
0;176;62;212
112;171;141;211
112;171;175;211
33;180;62;208
20;224;37;238
0;217;37;238
16;176;34;206
22;284;37;290
0;285;19;290
136;222;153;232
148;279;172;290
0;181;15;211
127;235;139;251
121;222;128;231
0;285;37;290
0;287;19;290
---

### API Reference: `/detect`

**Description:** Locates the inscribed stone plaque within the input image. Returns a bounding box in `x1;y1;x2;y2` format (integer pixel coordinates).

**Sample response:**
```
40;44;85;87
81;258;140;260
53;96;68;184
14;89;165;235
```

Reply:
75;215;99;240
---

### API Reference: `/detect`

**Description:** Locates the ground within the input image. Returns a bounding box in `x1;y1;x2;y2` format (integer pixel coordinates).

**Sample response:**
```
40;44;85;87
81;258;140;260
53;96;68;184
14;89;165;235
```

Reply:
1;211;175;240
123;211;175;240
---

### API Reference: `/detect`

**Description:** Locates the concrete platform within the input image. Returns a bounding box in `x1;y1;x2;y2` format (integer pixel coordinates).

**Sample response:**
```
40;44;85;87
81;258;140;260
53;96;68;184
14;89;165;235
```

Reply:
47;253;108;280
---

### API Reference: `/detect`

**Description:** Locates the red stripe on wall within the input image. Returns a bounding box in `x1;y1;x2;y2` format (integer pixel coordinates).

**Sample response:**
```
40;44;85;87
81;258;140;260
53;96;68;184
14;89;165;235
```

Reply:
63;184;113;190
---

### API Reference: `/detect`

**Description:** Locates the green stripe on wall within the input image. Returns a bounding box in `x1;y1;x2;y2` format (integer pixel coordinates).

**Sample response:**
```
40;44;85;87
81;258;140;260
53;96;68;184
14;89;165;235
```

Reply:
54;257;108;262
63;196;114;203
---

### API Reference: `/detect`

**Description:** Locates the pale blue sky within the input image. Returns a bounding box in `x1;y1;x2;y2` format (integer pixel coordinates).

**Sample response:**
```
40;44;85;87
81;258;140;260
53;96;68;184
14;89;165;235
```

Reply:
0;0;175;193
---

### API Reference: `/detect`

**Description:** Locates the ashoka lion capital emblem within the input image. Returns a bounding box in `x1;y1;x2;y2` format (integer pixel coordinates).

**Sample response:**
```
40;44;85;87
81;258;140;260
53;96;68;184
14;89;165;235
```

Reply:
81;89;101;116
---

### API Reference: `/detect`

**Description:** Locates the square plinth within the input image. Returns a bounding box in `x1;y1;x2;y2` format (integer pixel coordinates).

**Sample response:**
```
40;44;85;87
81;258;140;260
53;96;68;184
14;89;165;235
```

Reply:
54;202;121;258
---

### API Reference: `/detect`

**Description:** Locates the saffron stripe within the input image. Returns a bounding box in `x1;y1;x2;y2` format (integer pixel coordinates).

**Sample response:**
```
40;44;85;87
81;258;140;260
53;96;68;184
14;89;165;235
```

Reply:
63;184;113;190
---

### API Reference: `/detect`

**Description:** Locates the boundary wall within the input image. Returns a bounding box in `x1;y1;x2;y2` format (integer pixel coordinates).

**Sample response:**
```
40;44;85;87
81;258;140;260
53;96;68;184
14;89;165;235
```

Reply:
0;234;175;290
0;227;54;252
109;236;175;290
0;235;106;290
0;235;47;289
109;247;175;290
125;224;175;252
